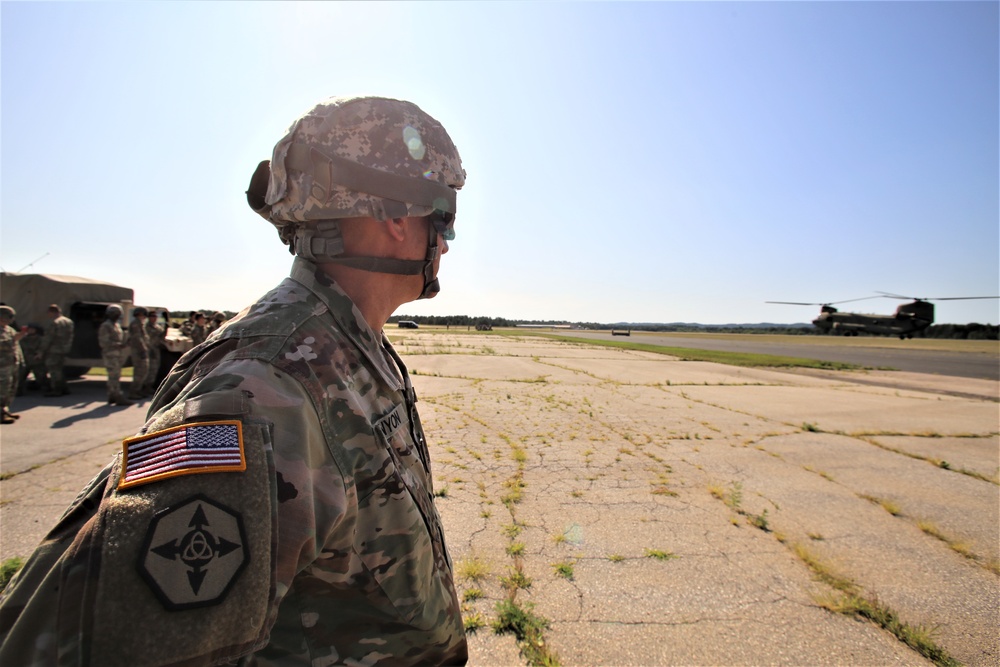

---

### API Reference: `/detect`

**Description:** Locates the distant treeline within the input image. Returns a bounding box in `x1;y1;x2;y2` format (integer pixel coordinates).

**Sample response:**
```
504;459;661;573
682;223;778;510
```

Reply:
390;315;999;340
922;323;999;340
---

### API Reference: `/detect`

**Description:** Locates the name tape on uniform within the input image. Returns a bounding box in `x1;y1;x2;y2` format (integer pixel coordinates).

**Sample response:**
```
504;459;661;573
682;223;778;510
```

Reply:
374;404;405;440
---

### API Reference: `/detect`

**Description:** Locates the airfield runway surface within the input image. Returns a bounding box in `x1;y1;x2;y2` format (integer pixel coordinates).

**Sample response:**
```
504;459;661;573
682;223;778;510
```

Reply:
557;331;1000;381
1;332;998;666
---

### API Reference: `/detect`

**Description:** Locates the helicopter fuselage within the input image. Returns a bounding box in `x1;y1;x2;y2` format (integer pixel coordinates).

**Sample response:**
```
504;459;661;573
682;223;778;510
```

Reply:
813;301;934;339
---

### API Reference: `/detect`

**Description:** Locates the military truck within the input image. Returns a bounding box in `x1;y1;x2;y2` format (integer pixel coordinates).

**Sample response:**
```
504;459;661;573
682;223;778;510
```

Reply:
0;272;192;381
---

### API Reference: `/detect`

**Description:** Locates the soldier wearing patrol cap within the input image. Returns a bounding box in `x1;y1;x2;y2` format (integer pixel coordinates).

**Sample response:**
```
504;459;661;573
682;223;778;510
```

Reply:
0;96;468;665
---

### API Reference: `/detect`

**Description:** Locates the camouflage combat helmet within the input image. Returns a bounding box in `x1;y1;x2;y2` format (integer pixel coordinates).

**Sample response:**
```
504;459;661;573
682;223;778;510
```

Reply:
106;305;123;318
133;306;148;317
246;96;466;299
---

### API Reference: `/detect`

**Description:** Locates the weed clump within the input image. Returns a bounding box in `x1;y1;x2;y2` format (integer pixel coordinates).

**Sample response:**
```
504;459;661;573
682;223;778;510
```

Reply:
552;561;575;580
464;612;486;633
820;594;959;667
493;599;560;666
457;556;491;583
1;557;24;592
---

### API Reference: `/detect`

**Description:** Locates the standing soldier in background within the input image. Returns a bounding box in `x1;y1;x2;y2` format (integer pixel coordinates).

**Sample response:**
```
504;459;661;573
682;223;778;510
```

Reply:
0;95;469;665
189;311;208;346
39;304;74;397
207;311;226;335
0;306;25;424
143;310;167;395
98;305;131;406
126;306;150;400
16;324;47;394
180;311;197;336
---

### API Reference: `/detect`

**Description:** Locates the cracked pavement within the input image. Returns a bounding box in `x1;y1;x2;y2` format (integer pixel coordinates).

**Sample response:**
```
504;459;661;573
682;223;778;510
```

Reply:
402;333;998;666
1;332;997;666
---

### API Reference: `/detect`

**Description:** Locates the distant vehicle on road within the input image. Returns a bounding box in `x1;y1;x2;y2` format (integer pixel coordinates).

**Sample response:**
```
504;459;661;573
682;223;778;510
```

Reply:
397;320;420;329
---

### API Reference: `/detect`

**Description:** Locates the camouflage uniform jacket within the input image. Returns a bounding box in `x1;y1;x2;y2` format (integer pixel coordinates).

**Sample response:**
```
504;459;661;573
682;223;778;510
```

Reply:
128;318;149;356
0;258;467;667
98;319;126;353
41;315;74;356
190;323;208;347
0;324;19;393
0;325;19;369
146;320;167;348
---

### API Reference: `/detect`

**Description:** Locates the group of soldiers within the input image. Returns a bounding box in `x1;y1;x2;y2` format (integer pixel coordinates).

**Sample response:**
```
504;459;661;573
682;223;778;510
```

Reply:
178;309;226;346
97;305;167;406
0;304;229;420
1;304;75;424
100;307;227;405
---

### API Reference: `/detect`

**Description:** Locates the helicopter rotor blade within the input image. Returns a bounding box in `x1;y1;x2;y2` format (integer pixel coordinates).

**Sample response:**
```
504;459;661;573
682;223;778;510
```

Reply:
876;291;1000;301
826;296;883;305
766;296;880;307
927;296;1000;301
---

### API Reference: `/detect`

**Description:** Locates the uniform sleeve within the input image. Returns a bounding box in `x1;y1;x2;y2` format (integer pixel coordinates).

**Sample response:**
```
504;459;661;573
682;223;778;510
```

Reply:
0;359;347;667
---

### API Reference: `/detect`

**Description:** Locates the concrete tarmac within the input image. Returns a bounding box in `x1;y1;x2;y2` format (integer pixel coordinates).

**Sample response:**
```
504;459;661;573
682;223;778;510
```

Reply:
556;331;1000;381
1;333;998;666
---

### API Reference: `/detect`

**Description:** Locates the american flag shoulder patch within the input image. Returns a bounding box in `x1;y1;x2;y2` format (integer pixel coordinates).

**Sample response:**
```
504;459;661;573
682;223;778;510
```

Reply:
119;420;246;490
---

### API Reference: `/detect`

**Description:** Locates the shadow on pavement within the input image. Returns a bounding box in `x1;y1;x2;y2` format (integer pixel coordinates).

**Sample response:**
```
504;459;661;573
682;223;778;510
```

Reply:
12;378;150;429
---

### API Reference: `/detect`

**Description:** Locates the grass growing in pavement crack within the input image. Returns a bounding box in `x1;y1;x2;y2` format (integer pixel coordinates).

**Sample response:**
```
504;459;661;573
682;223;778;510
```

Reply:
793;543;959;667
0;557;25;592
493;599;560;666
820;594;960;667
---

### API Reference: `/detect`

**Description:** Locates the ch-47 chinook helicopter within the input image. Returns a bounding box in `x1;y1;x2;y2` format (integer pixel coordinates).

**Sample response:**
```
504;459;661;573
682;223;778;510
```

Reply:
767;292;1000;339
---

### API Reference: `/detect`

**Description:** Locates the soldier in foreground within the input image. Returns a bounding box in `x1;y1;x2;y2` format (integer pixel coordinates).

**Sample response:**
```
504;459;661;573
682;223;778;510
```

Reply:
39;304;74;396
0;96;468;665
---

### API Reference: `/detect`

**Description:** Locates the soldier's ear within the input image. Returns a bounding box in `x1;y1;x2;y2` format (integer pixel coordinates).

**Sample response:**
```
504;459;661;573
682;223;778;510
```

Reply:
383;218;408;242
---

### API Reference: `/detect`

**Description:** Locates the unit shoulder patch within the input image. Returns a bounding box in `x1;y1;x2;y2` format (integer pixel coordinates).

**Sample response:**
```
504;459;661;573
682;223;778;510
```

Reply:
119;420;246;490
138;494;250;610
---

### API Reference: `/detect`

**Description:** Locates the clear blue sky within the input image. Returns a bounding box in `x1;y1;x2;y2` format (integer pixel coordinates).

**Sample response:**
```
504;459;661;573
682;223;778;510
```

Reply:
2;1;997;325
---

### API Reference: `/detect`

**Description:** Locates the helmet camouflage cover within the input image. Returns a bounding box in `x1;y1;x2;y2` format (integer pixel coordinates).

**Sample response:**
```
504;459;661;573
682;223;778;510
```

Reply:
249;96;465;240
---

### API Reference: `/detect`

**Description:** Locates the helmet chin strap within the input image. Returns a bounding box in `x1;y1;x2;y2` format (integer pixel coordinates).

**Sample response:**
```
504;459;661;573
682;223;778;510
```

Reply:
294;219;442;299
418;221;442;300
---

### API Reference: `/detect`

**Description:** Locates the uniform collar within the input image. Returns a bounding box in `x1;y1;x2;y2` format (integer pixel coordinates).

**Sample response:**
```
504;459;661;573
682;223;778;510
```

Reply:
289;257;403;392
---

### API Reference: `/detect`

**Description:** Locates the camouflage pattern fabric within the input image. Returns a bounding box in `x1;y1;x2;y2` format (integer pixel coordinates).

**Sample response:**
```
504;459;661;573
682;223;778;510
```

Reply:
0;324;18;406
0;258;467;666
42;315;74;393
18;331;47;390
190;324;207;347
145;319;166;388
128;318;149;396
99;319;126;400
42;315;74;356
